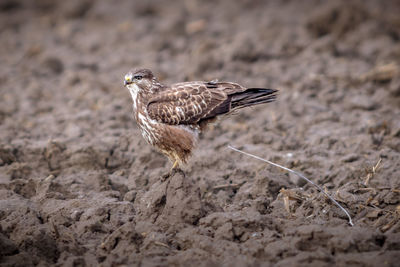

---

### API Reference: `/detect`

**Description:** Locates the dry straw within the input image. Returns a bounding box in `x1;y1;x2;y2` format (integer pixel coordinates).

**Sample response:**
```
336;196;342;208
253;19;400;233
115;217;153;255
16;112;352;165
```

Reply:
228;145;354;226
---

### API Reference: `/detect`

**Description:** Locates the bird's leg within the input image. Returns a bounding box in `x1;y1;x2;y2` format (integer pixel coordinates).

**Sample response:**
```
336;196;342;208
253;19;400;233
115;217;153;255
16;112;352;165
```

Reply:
171;160;179;170
161;160;184;180
161;160;177;180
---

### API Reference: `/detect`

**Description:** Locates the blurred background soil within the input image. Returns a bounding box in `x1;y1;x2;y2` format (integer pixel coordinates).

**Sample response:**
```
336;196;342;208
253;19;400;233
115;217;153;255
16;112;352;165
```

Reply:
0;0;399;266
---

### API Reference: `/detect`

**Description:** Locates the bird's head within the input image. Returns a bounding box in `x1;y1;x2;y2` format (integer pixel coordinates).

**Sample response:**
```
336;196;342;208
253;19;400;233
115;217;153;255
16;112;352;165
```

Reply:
124;69;154;93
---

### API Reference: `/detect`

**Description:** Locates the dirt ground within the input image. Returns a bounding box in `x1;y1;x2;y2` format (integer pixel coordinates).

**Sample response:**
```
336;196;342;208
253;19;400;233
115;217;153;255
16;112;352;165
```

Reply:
1;0;400;266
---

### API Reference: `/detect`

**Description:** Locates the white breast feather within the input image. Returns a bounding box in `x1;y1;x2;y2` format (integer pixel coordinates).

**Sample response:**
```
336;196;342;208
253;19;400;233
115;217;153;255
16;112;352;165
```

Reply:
128;83;140;111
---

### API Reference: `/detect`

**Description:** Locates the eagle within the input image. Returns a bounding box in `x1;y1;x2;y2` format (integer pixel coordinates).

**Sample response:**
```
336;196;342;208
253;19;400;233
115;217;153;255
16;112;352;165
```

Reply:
124;68;277;176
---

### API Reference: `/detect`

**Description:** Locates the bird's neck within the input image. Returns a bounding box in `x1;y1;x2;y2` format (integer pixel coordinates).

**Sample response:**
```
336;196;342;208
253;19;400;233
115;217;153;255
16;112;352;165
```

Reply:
128;84;141;113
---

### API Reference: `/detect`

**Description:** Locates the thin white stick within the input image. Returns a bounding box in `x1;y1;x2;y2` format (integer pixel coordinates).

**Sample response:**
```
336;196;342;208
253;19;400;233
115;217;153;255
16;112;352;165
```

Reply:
228;145;354;226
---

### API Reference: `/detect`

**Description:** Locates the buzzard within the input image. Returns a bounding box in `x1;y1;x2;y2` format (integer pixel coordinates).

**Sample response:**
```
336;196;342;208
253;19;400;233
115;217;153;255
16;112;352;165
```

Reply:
124;68;277;175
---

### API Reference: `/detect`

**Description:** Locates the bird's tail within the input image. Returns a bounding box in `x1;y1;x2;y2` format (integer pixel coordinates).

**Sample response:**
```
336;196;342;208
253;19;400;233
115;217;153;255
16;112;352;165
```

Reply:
231;88;278;109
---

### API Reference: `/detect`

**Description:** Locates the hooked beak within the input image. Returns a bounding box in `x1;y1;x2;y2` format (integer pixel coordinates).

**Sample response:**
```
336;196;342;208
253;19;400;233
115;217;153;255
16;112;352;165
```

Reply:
124;74;133;86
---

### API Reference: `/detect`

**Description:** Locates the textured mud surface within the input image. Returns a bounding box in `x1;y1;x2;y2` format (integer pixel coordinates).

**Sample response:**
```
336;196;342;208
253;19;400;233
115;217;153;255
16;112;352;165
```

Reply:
1;0;400;266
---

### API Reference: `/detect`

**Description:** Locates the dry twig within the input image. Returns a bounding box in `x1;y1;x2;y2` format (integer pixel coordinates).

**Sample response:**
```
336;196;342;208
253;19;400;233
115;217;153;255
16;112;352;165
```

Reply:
280;188;307;216
364;158;382;186
154;241;170;248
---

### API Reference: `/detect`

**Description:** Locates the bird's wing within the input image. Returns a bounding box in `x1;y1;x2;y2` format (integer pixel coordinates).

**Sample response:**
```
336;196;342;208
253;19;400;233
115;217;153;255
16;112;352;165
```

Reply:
146;81;230;125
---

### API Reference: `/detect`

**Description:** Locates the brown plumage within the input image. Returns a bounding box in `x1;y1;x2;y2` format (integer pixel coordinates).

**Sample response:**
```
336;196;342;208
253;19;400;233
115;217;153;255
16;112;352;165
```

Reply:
124;68;277;172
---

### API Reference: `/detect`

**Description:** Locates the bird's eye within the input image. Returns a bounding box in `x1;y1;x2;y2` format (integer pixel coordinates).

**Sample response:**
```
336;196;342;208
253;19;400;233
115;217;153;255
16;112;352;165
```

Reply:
134;75;142;80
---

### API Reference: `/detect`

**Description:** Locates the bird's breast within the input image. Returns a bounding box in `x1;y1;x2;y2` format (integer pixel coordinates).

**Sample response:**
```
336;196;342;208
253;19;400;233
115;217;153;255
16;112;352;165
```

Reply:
135;107;162;145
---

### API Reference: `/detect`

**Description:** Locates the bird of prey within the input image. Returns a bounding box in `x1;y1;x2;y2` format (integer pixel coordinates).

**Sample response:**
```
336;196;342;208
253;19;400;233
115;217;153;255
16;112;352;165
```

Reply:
124;68;277;176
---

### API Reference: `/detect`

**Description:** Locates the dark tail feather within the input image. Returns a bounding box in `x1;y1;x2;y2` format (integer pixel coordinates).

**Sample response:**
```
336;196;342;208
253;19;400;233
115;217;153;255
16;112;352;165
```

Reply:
200;88;278;120
231;88;278;109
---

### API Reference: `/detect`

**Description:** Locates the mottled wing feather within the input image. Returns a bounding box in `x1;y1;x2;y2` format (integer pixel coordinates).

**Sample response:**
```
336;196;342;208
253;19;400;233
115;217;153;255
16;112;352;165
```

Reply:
147;82;228;125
